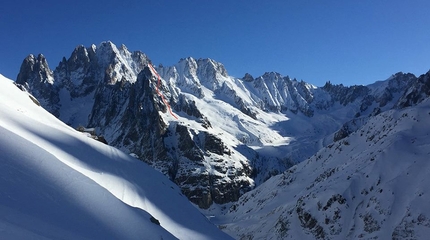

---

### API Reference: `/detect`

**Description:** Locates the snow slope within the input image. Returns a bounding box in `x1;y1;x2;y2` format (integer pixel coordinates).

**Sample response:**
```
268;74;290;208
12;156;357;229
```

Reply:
0;74;231;239
208;97;430;239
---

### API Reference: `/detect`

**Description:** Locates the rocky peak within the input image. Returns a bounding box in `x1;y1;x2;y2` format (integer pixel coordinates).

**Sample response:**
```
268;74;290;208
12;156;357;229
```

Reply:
249;71;315;114
370;72;416;108
119;43;128;53
70;45;90;64
116;44;150;68
179;57;198;75
88;65;169;156
130;50;150;72
16;53;59;116
96;41;120;70
259;71;284;82
158;57;204;97
98;41;118;54
17;54;54;86
396;70;430;109
242;73;254;82
61;45;93;73
197;58;228;78
322;82;369;106
387;72;416;91
54;45;98;99
295;80;315;103
172;57;228;91
95;41;148;85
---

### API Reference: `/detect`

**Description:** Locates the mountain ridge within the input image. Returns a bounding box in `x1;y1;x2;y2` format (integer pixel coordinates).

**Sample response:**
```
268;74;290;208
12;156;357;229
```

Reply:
15;41;425;209
211;96;430;239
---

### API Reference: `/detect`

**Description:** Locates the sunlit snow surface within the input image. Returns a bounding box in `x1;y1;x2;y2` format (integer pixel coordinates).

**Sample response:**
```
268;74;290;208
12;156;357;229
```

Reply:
204;96;430;239
0;74;231;239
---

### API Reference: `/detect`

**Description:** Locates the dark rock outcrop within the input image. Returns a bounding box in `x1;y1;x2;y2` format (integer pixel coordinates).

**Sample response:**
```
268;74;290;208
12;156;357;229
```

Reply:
16;54;60;116
396;71;430;108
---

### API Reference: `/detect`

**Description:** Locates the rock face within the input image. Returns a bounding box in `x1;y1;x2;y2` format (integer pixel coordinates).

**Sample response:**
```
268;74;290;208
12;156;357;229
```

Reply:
16;42;255;208
93;67;169;162
16;41;425;209
16;54;60;116
396;71;430;108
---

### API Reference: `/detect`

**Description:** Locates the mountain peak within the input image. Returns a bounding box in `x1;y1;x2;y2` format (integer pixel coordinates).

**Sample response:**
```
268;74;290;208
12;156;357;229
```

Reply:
260;71;284;80
119;43;128;51
69;45;90;63
15;52;58;116
242;73;254;82
395;70;430;108
36;53;46;61
16;53;54;85
197;58;228;77
96;41;120;66
99;40;117;49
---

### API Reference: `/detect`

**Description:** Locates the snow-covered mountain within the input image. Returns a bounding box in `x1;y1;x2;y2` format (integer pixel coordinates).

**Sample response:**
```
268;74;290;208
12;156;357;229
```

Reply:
0;74;231;239
15;41;422;210
7;41;430;239
205;72;430;239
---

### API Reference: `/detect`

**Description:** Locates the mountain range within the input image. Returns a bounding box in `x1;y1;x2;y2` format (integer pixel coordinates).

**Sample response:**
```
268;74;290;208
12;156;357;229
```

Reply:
8;41;430;238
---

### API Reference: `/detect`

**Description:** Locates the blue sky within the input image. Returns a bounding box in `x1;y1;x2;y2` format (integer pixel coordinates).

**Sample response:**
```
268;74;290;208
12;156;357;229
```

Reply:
1;0;429;86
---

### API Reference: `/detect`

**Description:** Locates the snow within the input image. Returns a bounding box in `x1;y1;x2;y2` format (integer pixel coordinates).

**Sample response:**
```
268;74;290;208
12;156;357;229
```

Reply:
206;96;430;239
13;41;429;238
0;74;231;239
57;87;94;126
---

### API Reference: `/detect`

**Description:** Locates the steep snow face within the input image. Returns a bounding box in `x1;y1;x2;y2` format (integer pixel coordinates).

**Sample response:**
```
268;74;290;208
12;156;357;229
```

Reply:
0;74;232;240
211;97;430;239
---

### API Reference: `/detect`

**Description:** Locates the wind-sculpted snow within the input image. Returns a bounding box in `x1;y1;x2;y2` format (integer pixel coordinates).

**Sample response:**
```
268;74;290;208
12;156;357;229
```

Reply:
0;75;231;239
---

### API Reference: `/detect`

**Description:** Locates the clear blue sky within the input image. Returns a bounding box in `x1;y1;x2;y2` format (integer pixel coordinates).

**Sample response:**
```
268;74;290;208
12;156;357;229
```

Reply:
1;0;429;86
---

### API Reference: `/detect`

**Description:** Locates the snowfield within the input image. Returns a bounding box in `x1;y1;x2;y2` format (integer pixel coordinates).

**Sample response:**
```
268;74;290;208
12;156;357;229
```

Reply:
0;74;231;239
